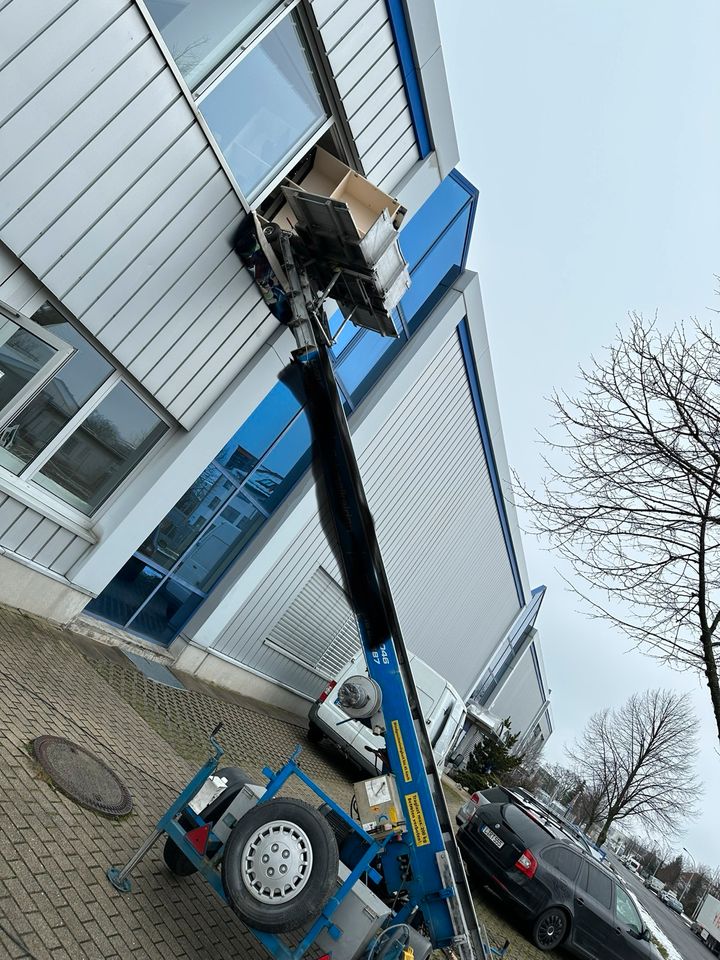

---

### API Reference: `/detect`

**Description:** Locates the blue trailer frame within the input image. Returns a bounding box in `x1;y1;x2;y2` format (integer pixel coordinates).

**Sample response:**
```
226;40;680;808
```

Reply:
108;731;390;960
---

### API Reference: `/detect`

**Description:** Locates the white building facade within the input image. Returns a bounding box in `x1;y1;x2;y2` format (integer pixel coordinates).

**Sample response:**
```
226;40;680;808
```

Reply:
0;0;552;739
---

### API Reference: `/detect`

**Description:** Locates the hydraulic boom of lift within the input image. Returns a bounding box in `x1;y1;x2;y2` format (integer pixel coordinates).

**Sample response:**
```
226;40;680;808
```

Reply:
280;231;485;958
107;187;507;960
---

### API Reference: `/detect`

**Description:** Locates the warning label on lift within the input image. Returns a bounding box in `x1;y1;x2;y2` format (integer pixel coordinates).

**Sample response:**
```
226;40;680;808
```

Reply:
406;792;430;846
391;720;412;782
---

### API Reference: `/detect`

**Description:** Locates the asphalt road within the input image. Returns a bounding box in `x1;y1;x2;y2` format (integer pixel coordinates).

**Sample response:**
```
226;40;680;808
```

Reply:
609;856;710;960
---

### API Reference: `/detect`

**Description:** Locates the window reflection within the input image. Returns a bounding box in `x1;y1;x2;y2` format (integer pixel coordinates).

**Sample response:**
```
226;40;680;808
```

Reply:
138;465;234;569
145;0;280;89
243;411;312;512
217;373;303;480
398;176;470;269
173;491;265;591
36;382;168;514
199;15;326;198
86;556;164;626
129;579;204;646
335;322;405;405
0;319;56;412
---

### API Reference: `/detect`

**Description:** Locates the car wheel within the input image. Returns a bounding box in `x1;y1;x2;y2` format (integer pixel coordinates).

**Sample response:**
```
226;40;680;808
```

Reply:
532;907;568;951
306;722;324;744
222;797;339;933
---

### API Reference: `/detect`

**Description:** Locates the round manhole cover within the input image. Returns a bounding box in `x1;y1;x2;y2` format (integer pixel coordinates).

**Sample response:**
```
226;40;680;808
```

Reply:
33;736;133;817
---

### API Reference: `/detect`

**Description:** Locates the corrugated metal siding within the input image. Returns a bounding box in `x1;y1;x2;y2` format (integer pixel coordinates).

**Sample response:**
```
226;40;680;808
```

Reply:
0;492;92;576
265;567;360;678
488;645;545;739
311;0;420;192
0;242;42;309
0;0;273;429
211;332;521;699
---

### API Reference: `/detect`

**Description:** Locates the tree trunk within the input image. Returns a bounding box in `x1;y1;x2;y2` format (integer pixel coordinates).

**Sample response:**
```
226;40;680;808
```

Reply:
596;808;618;847
701;629;720;747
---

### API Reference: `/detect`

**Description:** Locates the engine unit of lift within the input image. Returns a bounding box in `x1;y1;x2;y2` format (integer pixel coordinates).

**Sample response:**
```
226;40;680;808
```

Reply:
354;774;404;836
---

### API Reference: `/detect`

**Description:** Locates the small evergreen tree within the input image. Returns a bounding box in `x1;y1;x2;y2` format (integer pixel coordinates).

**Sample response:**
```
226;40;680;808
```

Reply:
455;719;523;793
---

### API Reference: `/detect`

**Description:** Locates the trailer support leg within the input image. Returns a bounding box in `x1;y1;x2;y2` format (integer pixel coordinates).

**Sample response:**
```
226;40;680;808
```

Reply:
107;828;164;892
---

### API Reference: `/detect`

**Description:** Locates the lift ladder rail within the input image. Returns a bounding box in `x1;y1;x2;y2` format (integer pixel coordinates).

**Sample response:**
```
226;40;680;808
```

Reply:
281;235;484;958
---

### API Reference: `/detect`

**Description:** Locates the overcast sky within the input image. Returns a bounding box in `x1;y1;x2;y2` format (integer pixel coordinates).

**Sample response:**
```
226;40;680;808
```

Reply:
438;0;720;866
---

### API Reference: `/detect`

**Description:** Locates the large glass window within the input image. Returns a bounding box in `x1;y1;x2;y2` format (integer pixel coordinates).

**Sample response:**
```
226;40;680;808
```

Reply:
216;374;303;481
401;205;473;334
172;491;265;591
243;410;312;512
334;317;405;406
144;0;280;90
139;465;234;569
0;301;169;515
35;382;168;513
129;579;205;647
199;14;327;199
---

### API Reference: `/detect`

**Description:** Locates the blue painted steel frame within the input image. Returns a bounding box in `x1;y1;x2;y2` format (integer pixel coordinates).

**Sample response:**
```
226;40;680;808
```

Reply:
362;640;459;947
108;739;389;960
384;0;432;157
457;318;526;605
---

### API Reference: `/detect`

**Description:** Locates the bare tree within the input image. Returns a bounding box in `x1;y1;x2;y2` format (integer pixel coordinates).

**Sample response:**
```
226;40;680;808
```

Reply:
520;316;720;743
567;688;702;845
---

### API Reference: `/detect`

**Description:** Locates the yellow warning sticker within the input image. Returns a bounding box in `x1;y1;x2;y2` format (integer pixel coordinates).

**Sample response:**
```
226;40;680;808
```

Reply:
406;792;430;847
392;720;412;782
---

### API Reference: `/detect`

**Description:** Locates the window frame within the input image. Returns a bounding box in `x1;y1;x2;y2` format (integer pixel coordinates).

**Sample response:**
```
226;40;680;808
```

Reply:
134;0;356;210
0;293;174;524
0;298;75;430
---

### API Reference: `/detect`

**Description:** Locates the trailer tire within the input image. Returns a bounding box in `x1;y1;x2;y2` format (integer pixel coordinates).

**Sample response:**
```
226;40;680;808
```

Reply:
163;766;251;877
222;797;338;932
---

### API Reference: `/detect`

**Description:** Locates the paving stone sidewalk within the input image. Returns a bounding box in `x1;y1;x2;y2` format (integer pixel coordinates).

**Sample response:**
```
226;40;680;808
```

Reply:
0;603;558;960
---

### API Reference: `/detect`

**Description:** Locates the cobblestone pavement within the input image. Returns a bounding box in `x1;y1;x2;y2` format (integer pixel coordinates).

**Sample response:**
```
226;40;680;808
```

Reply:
0;603;563;960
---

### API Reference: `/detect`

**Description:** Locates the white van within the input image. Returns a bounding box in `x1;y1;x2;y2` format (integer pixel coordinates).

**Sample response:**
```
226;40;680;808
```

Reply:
308;651;466;775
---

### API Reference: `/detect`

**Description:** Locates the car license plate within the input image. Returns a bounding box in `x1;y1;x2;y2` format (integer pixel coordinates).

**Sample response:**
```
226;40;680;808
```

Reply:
482;825;504;848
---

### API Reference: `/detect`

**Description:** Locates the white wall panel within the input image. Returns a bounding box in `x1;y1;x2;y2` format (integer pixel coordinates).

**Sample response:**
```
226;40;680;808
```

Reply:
311;0;420;190
488;644;547;740
210;331;521;699
0;492;92;576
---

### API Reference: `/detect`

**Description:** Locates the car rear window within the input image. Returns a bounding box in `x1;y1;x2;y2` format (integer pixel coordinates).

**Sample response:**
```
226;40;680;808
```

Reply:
503;805;554;846
582;864;613;909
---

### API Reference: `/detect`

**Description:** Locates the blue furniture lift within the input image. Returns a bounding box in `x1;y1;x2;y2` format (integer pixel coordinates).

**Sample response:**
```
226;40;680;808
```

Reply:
107;197;511;960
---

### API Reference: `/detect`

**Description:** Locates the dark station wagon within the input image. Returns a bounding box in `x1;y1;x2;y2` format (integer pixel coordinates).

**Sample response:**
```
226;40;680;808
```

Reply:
458;801;661;958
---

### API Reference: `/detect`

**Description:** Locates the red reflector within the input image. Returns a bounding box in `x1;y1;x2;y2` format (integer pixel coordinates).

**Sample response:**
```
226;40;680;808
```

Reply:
471;792;481;803
515;849;537;878
186;823;210;855
318;680;336;704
